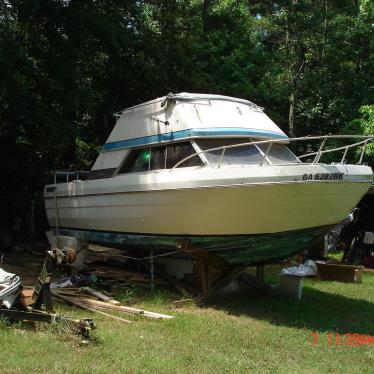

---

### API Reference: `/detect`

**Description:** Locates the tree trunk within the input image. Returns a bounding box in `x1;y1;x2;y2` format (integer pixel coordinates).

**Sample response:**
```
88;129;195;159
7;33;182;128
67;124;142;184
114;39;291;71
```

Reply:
202;0;213;33
288;52;305;137
289;91;295;138
321;0;328;60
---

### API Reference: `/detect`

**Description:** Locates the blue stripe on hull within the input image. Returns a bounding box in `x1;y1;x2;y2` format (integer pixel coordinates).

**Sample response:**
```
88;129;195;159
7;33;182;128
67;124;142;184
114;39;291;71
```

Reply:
54;225;330;266
102;127;288;151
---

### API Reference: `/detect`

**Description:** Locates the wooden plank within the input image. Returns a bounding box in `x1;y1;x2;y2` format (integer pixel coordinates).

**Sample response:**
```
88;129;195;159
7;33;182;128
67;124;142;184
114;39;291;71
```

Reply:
141;260;199;296
172;298;193;304
80;287;120;305
52;288;80;294
198;259;210;298
51;291;133;324
53;291;86;298
238;272;270;293
180;238;232;272
207;267;245;296
256;265;265;282
64;296;173;319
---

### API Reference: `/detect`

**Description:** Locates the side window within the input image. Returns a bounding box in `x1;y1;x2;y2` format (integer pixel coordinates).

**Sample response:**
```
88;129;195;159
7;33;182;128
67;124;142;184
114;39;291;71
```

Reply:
118;148;151;173
118;142;202;174
166;142;203;168
150;146;166;170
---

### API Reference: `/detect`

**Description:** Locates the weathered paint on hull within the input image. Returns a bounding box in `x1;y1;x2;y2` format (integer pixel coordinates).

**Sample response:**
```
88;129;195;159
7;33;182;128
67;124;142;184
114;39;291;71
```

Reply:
45;179;371;236
55;225;330;266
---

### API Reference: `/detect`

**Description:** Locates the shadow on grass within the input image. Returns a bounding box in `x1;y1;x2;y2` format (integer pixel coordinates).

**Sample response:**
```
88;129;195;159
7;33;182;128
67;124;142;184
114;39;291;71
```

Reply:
206;285;374;335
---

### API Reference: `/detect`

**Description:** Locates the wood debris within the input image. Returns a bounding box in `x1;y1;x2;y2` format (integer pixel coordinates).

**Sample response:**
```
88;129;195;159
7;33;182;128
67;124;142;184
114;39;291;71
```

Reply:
51;287;173;323
80;286;120;305
86;245;129;265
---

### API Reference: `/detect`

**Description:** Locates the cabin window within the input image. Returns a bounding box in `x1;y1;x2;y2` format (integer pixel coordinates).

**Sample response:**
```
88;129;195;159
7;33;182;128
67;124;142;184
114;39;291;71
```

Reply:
197;139;265;166
118;148;151;173
257;143;299;164
166;142;203;168
118;142;202;174
150;146;166;170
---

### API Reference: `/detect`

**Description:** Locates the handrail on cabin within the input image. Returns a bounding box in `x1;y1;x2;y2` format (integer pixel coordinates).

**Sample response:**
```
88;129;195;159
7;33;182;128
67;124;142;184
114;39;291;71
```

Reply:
171;135;373;169
53;170;90;184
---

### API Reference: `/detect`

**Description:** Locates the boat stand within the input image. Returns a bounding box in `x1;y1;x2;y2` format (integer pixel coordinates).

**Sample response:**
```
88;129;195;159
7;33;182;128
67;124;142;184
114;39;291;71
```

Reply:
165;239;271;300
31;254;55;312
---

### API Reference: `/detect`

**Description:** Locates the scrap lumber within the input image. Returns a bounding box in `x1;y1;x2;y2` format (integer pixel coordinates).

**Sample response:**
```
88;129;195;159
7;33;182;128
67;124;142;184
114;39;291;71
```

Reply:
180;238;231;272
52;289;173;319
54;292;173;319
53;288;80;294
238;272;271;293
87;244;128;264
53;290;89;299
205;266;246;297
78;298;173;320
51;291;132;324
80;287;120;305
141;260;199;295
87;266;158;282
156;268;198;295
172;298;193;304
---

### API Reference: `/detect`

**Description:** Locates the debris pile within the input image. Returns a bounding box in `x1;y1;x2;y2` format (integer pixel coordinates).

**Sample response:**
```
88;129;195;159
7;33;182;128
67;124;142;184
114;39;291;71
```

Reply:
51;286;173;324
82;245;170;290
0;267;95;340
0;244;173;339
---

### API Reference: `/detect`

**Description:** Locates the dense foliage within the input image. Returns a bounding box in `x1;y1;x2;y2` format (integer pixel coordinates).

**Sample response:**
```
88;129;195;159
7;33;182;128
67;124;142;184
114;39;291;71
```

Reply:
0;0;373;198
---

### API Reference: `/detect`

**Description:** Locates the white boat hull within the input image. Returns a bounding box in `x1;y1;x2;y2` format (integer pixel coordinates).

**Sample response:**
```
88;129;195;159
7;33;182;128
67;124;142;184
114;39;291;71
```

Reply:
45;164;373;236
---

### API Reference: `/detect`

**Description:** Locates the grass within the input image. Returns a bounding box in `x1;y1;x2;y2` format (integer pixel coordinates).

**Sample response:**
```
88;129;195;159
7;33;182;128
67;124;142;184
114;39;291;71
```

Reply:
1;272;374;373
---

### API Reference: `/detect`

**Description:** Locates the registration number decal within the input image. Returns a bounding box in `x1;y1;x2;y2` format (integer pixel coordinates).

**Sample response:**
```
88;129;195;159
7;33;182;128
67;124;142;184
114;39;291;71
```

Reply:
302;173;344;180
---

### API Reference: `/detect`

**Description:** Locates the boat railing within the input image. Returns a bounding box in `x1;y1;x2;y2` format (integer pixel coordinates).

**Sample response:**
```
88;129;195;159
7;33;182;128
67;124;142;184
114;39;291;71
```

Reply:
53;170;90;184
172;135;373;169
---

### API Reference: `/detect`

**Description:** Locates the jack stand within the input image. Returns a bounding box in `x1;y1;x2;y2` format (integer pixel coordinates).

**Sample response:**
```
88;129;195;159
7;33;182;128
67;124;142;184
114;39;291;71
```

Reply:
256;265;265;282
32;256;54;312
32;246;76;312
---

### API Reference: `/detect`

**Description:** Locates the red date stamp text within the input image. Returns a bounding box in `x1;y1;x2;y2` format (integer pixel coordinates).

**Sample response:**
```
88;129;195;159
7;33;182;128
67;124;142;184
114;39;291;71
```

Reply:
311;332;374;347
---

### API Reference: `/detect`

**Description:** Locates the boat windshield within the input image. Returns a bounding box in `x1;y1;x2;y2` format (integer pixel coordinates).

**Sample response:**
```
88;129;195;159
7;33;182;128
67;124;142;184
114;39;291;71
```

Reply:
196;139;299;166
257;143;300;164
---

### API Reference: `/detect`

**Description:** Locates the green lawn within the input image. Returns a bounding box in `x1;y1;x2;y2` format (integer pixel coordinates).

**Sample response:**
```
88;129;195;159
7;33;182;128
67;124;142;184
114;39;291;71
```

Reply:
1;272;374;373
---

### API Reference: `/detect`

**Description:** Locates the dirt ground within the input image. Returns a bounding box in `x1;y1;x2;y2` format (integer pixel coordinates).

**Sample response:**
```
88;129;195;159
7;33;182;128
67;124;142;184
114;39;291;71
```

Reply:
0;249;47;287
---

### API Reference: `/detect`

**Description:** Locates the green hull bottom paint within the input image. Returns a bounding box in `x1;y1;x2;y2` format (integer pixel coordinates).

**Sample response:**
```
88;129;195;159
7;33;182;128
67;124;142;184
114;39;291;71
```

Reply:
54;225;331;266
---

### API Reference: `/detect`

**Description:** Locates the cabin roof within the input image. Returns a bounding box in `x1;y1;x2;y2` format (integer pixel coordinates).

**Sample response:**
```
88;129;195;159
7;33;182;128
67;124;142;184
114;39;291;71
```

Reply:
103;93;288;151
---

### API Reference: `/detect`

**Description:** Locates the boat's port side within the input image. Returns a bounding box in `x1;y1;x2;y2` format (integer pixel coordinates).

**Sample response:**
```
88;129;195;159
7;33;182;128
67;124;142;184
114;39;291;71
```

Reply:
44;164;372;237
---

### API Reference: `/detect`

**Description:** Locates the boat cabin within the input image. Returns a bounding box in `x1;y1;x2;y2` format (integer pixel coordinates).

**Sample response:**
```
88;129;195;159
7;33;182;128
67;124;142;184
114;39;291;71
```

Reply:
88;93;299;180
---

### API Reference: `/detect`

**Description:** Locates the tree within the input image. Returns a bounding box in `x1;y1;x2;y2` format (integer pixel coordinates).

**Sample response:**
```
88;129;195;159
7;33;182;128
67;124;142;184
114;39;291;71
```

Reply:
0;0;372;201
345;105;374;167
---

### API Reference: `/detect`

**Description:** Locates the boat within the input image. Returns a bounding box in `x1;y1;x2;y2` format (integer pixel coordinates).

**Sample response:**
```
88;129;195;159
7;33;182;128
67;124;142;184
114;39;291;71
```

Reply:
44;93;373;266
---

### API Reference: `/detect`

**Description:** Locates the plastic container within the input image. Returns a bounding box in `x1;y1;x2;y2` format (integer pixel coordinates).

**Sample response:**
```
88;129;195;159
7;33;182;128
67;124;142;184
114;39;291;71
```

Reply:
280;274;304;300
